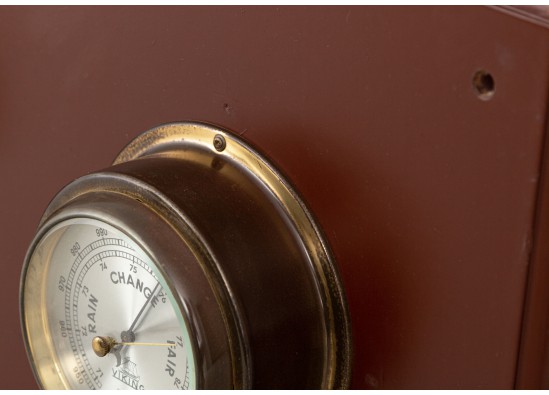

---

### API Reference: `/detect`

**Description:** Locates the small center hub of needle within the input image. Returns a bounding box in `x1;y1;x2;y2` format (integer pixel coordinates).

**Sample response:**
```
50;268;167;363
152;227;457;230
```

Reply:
120;330;135;343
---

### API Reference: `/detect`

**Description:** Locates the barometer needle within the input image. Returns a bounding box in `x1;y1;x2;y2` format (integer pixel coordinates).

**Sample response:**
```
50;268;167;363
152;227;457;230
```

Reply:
128;281;161;333
92;336;172;357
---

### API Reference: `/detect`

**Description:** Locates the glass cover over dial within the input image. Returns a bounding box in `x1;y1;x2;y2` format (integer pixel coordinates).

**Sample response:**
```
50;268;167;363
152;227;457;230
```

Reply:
29;218;195;390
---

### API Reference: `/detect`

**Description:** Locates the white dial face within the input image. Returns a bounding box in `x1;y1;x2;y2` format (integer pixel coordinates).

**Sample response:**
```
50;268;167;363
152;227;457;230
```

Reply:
33;218;196;390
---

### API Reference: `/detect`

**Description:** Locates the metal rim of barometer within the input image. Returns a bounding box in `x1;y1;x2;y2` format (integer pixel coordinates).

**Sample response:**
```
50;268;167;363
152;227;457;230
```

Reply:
113;121;352;389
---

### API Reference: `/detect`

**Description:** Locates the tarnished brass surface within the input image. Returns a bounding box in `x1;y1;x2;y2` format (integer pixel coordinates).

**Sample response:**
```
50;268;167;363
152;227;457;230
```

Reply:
21;228;67;390
114;121;352;389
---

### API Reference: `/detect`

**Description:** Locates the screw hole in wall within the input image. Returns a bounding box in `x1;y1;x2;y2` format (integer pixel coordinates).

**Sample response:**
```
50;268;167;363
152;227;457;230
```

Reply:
472;70;495;101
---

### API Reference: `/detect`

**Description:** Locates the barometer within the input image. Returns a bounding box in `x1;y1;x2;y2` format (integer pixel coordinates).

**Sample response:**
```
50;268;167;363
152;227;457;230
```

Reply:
20;122;351;389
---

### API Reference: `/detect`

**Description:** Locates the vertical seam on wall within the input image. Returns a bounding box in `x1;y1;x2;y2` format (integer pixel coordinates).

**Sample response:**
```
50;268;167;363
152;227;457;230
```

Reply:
513;42;549;389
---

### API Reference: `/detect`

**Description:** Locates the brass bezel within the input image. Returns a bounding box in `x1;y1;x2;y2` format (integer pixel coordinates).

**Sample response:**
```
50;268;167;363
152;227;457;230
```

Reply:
114;122;352;389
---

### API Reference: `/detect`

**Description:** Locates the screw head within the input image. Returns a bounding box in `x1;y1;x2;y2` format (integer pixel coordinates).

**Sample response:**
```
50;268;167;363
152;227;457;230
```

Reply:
213;134;226;152
92;336;114;357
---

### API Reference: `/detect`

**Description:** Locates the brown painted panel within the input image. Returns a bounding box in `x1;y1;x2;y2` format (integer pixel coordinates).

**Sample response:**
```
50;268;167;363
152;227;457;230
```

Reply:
1;6;549;389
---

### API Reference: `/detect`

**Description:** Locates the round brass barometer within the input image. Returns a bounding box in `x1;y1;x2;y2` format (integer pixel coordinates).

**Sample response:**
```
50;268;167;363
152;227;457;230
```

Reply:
20;122;351;389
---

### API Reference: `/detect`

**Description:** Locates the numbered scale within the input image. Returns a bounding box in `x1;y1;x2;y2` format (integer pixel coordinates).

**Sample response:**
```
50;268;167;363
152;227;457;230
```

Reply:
38;219;194;390
20;122;352;389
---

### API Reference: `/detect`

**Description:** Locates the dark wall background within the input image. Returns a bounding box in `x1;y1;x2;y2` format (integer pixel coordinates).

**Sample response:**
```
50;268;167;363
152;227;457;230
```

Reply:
2;6;549;389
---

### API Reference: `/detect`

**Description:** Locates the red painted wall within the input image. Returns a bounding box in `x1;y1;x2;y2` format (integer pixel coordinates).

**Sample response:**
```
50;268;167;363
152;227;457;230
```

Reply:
2;6;549;389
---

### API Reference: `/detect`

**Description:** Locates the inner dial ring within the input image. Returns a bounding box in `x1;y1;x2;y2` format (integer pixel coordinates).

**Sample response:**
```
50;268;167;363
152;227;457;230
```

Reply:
43;218;195;390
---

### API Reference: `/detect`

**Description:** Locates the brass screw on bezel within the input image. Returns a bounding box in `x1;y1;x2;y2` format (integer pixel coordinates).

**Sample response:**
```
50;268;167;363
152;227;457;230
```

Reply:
213;134;226;152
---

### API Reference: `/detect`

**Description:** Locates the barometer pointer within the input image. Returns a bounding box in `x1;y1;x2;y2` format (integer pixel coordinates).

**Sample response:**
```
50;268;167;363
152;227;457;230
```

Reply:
120;281;161;344
96;282;162;365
